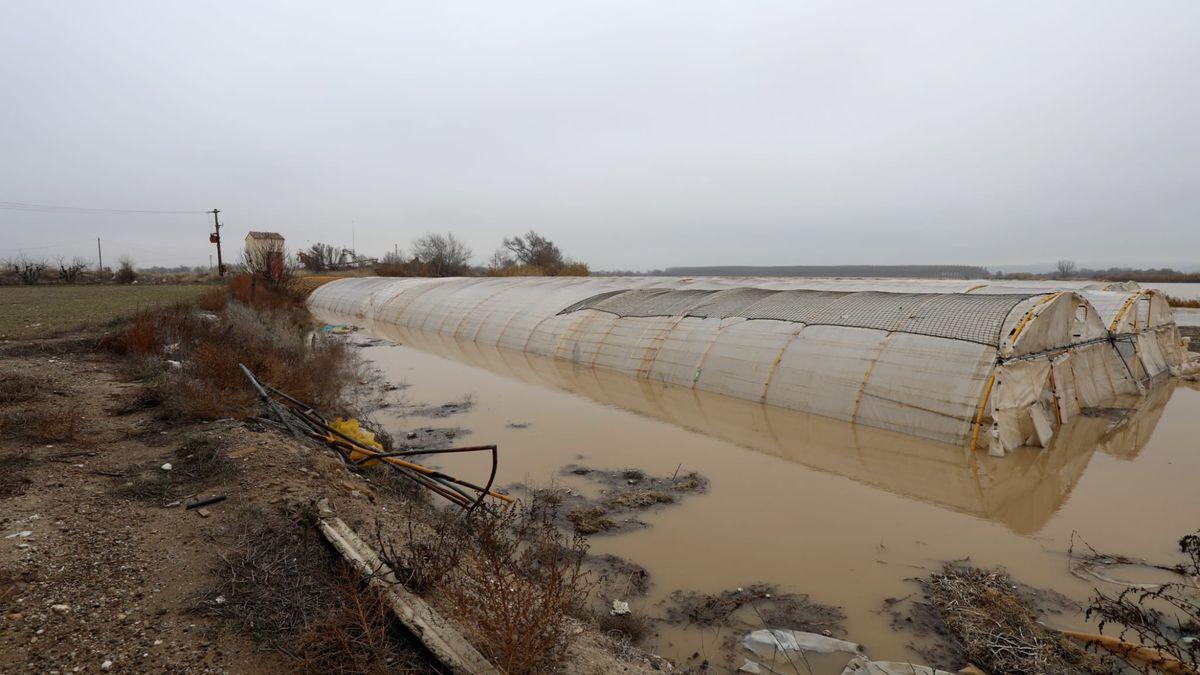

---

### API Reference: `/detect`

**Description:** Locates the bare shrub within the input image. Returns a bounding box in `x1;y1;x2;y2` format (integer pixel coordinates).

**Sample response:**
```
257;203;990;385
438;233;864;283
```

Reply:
383;495;593;673
115;256;137;284
296;572;430;674
56;257;90;283
298;242;339;272
410;233;472;277
1056;259;1078;278
1086;530;1200;673
244;242;293;288
6;255;48;285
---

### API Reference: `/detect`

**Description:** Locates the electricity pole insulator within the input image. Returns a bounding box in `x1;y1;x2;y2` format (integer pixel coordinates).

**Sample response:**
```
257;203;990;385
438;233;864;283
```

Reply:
209;209;224;276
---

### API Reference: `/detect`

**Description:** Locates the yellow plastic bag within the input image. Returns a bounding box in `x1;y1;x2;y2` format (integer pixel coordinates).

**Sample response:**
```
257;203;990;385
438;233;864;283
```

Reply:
329;417;383;466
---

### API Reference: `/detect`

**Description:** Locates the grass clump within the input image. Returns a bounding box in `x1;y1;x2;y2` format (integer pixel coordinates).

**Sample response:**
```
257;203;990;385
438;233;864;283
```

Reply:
0;406;81;443
0;371;43;405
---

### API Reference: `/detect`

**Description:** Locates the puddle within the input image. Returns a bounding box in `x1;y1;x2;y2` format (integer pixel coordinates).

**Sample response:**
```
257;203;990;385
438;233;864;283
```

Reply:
317;309;1200;672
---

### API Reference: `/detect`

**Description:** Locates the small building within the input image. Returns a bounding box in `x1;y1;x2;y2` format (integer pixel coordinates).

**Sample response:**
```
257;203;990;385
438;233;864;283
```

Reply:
244;231;285;261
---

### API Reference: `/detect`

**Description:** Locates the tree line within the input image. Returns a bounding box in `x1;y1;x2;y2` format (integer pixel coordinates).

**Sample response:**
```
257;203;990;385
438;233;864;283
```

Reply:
298;230;588;278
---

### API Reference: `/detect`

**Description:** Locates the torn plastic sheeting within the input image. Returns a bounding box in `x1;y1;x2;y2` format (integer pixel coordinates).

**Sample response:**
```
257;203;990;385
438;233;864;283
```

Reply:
841;657;955;675
741;629;865;661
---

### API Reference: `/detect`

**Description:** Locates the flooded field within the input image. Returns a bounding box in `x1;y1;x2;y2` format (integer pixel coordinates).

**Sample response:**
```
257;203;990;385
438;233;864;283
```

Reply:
320;311;1200;672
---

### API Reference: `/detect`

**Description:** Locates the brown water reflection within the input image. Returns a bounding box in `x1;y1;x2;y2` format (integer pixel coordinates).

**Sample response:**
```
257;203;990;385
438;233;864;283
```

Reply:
362;319;1173;535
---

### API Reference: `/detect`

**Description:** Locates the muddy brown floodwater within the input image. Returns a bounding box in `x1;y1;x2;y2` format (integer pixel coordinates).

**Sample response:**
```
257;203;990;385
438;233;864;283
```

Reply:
320;311;1200;673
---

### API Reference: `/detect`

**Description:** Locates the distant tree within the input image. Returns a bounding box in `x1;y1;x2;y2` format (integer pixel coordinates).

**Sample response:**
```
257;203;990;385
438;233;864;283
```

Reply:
298;242;339;272
501;231;565;272
411;233;473;277
57;257;90;283
6;255;48;285
1056;259;1077;278
114;256;138;284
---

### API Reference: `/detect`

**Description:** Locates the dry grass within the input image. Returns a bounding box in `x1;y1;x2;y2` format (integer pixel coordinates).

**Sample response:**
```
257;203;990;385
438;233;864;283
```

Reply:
927;564;1115;674
295;573;435;674
199;508;434;673
0;406;81;443
1167;295;1200;309
106;293;353;421
0;371;43;405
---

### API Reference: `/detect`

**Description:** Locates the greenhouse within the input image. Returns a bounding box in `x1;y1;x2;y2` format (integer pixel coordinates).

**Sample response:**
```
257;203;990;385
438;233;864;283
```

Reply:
309;277;1189;454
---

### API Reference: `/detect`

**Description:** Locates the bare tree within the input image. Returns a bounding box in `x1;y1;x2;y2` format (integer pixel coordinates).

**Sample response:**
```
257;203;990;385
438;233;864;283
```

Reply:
298;242;339;272
411;233;473;277
7;255;49;285
501;230;565;272
243;242;292;287
380;248;405;265
1055;259;1077;278
57;257;90;283
115;256;138;284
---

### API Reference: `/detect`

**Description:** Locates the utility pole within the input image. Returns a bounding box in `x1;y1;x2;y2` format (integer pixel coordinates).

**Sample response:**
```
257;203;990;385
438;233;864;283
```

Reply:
209;209;224;276
96;237;103;271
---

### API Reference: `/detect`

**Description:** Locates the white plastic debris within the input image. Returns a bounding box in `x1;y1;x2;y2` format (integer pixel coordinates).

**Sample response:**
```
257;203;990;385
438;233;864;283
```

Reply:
841;657;955;675
167;360;182;370
610;599;630;616
737;659;764;673
4;531;32;539
100;660;113;671
160;463;172;471
742;629;864;661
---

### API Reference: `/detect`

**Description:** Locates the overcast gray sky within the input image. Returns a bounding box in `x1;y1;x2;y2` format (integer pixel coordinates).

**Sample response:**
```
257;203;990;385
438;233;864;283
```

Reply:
2;1;1198;271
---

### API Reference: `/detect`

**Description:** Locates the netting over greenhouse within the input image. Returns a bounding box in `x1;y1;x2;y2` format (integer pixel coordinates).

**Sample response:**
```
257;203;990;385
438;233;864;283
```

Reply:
309;277;1190;454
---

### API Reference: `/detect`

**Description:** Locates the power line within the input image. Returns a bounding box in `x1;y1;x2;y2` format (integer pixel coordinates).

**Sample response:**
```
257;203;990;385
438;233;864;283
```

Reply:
0;200;207;215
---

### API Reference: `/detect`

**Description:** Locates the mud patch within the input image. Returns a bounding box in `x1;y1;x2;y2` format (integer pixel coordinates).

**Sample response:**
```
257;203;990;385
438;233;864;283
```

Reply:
397;426;471;449
403;395;475;418
506;421;531;429
663;583;846;635
530;465;709;536
588;553;652;598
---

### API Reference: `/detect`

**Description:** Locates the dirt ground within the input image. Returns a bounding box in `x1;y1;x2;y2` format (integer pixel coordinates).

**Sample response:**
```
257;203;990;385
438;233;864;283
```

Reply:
0;331;664;673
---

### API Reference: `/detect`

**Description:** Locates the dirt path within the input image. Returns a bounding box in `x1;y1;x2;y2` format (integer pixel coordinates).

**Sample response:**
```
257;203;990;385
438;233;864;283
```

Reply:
0;342;294;673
